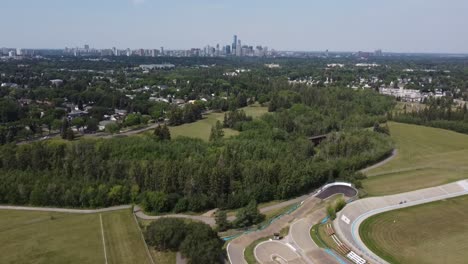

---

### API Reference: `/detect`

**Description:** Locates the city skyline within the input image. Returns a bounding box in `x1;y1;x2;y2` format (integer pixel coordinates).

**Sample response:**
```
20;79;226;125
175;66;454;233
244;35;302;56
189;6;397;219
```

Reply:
1;0;468;53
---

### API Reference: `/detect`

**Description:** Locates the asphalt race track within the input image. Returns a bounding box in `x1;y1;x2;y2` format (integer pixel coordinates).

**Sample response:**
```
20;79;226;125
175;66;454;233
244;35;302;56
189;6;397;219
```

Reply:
242;183;356;264
334;179;468;264
316;185;357;200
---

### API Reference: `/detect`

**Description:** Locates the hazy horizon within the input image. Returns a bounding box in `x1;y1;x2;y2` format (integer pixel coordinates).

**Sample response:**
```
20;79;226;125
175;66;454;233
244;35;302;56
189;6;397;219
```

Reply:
2;0;468;53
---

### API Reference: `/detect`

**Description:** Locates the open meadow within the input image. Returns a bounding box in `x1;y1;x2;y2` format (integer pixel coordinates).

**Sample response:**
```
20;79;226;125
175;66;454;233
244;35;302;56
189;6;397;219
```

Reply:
362;122;468;196
0;209;152;264
169;104;268;141
360;194;468;264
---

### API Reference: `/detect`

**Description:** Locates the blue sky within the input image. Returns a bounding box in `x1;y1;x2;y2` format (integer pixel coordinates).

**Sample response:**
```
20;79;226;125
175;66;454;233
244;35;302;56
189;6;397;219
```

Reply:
2;0;468;53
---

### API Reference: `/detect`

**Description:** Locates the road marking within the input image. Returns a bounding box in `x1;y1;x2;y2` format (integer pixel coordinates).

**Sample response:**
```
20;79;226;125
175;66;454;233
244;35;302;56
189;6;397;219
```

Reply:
439;186;449;195
100;214;108;264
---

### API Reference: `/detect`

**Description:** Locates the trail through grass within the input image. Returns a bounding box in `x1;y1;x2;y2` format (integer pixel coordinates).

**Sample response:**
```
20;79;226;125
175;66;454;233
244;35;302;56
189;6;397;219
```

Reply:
363;122;468;195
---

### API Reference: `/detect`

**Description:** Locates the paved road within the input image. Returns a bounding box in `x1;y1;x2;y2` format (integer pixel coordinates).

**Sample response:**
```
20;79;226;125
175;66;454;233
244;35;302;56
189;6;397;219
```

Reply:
255;240;305;264
334;179;468;264
228;183;357;264
0;195;311;228
134;195;310;227
252;189;355;264
134;205;216;226
288;216;340;264
227;196;323;264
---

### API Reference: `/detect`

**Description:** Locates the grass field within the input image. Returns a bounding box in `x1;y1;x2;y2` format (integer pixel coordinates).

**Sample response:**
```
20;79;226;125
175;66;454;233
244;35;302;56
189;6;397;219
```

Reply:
393;101;427;114
0;209;152;264
169;104;268;141
360;194;468;264
362;122;468;196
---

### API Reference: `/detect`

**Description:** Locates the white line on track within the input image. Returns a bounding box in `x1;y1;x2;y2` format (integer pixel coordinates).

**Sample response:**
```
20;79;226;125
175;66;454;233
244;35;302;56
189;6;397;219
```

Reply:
100;214;108;264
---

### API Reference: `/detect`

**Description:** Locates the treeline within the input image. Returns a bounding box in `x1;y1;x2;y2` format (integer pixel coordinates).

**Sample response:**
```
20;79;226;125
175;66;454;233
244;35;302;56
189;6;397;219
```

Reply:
392;98;468;134
0;131;390;212
0;87;395;213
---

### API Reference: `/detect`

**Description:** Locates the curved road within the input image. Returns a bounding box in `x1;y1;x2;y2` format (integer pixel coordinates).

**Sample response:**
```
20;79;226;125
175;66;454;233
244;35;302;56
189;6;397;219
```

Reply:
227;184;357;264
334;179;468;264
360;149;398;174
0;196;309;228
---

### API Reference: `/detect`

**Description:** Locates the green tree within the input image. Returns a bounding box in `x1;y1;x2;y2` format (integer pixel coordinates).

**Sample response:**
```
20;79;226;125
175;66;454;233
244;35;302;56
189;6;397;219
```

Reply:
65;128;75;141
71;117;85;132
108;185;124;205
215;210;229;232
145;218;188;251
142;191;169;213
234;200;265;228
86;118;99;132
327;205;336;220
105;123;120;134
334;198;347;213
209;121;224;142
180;222;223;264
130;184;140;203
154;124;171;141
60;118;69;139
124;113;141;127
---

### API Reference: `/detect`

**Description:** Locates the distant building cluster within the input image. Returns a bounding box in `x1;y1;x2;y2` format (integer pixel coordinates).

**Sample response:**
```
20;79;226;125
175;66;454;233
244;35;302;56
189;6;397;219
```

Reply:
379;87;446;102
1;39;391;60
55;35;272;58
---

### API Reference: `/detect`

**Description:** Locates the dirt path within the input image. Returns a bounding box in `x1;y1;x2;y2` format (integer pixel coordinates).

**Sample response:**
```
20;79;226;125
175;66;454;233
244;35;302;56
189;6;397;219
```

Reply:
360;149;398;174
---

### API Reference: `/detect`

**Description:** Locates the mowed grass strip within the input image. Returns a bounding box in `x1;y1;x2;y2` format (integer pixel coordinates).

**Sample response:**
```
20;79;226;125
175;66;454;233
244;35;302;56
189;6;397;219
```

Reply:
360;195;468;264
101;210;152;264
363;122;468;196
169;104;268;141
0;210;104;264
0;209;151;264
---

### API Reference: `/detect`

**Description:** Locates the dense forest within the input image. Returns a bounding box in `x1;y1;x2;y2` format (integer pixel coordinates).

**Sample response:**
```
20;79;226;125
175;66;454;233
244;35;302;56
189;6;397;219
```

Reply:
0;87;394;213
392;98;468;134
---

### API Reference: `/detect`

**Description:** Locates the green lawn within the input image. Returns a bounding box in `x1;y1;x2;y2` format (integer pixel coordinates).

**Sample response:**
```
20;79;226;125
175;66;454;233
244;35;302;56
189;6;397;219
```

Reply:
0;209;152;264
149;250;176;264
244;237;270;264
363;122;468;196
360;195;468;264
169;104;268;141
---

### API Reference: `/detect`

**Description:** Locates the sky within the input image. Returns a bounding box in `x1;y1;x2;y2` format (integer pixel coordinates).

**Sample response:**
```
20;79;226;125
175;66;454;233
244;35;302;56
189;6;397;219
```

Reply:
1;0;468;53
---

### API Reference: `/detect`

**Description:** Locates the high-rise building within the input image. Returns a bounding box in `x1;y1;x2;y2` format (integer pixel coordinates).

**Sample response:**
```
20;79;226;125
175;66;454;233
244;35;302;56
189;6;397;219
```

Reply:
232;35;238;54
236;39;242;56
112;47;117;56
126;48;131;56
160;47;164;56
84;44;90;50
16;48;23;56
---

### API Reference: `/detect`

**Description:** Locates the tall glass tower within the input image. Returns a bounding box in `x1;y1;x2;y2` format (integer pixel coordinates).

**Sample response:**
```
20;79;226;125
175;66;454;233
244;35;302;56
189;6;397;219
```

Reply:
232;35;238;53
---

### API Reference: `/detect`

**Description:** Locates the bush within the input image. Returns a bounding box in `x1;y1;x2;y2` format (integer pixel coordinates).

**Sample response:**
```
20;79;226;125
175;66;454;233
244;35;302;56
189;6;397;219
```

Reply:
327;205;336;220
145;218;187;251
144;219;223;264
335;198;347;212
